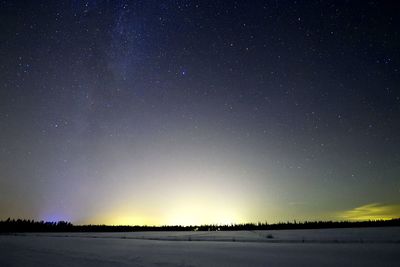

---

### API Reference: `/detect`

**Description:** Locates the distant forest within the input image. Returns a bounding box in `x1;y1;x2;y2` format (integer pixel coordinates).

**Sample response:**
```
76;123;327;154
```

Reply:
1;218;400;232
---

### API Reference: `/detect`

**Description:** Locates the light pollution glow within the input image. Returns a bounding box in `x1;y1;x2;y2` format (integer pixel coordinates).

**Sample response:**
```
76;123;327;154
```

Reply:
38;138;261;226
4;134;400;226
339;203;400;221
87;203;400;226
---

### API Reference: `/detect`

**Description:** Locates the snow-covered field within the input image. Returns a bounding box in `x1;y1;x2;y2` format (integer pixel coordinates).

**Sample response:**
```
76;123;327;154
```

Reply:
1;227;399;266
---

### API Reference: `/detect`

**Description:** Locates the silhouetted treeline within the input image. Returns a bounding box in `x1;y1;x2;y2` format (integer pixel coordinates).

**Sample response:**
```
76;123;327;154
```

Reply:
1;218;399;233
0;218;73;232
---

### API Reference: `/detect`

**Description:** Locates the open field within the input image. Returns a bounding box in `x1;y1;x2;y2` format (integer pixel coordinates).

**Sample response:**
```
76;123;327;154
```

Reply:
1;227;399;266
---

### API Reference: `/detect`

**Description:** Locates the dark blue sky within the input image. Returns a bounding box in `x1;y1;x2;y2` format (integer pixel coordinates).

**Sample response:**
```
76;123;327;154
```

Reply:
0;0;399;224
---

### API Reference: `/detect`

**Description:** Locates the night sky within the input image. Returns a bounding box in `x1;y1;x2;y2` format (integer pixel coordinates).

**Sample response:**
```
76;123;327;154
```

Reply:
1;1;399;225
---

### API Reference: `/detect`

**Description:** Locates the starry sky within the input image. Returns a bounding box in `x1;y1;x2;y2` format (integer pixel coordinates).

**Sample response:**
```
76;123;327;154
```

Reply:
1;0;399;225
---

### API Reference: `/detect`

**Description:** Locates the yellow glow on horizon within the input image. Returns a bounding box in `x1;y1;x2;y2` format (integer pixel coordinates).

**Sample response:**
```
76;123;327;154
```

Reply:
89;210;241;226
85;212;156;226
164;204;240;226
85;196;246;226
339;203;400;221
70;140;268;226
106;215;154;226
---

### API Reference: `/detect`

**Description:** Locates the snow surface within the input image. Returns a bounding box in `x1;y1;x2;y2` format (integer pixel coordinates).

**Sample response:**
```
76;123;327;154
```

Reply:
1;227;399;266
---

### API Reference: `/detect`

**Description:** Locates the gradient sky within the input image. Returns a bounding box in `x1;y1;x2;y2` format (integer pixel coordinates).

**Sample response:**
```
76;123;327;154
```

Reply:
0;0;399;225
